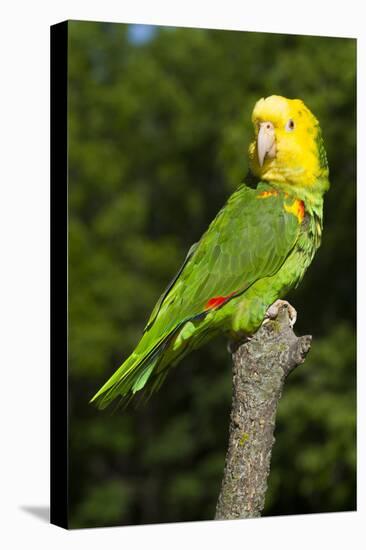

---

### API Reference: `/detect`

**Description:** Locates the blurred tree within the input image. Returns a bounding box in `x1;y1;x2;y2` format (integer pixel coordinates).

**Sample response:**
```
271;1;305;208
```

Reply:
67;21;356;528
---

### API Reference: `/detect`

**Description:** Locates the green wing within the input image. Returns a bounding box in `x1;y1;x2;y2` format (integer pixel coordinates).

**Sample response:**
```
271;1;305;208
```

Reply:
91;182;301;408
145;183;300;334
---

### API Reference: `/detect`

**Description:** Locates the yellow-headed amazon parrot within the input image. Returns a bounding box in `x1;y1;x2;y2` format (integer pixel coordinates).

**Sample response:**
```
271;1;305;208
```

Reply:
91;95;330;409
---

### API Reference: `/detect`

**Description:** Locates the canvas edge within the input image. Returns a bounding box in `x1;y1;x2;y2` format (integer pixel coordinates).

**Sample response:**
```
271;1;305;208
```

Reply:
50;20;69;530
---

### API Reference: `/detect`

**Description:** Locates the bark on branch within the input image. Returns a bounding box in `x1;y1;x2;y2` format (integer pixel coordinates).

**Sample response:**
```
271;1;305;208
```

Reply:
215;303;312;520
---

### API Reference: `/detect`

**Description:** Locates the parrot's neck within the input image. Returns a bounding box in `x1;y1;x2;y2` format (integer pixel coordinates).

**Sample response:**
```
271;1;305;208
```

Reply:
265;177;329;219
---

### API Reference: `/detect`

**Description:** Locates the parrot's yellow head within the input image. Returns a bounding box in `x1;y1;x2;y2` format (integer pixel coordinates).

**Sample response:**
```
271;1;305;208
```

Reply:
249;95;329;188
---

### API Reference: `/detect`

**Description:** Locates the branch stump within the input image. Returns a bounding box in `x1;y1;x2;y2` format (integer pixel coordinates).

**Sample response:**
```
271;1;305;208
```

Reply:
215;303;312;520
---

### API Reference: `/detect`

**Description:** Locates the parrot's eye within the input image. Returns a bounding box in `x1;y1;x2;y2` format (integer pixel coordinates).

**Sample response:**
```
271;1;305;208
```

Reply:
285;119;295;132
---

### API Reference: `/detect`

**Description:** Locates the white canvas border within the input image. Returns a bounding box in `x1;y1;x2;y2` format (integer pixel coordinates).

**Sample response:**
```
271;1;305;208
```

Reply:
0;1;363;548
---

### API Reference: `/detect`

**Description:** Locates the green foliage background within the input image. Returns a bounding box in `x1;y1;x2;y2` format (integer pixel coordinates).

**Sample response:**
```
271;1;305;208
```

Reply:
67;21;356;528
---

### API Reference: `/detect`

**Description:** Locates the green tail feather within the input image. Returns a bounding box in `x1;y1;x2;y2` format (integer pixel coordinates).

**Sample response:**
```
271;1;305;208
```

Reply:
90;350;160;410
90;316;202;409
89;324;184;409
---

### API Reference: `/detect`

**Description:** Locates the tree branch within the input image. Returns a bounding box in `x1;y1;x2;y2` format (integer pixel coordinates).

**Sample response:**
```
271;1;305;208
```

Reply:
215;303;312;520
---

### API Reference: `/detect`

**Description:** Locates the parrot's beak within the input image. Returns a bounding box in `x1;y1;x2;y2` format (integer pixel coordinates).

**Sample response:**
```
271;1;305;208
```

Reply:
257;122;276;167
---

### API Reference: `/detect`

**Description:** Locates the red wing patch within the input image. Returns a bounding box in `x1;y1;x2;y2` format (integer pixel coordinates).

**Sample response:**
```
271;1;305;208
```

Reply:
205;291;237;311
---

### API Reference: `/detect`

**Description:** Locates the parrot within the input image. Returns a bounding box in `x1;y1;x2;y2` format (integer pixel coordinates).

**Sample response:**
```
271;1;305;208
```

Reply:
91;95;330;410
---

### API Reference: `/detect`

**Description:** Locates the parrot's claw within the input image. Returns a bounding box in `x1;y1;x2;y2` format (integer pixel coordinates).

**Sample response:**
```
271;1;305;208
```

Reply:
227;340;236;354
264;299;297;328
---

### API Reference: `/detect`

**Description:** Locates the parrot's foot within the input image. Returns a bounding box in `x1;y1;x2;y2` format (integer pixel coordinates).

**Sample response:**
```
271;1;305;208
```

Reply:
264;299;297;328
